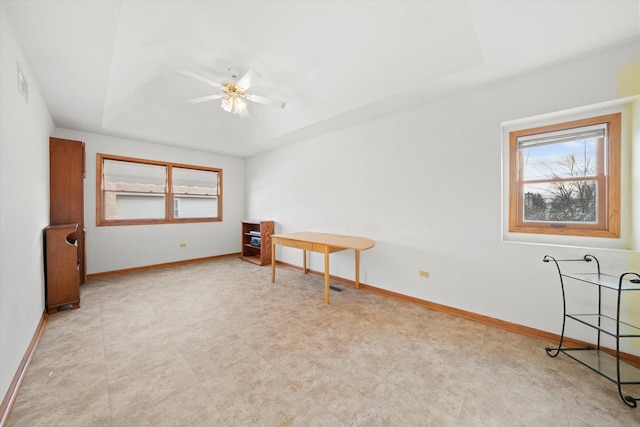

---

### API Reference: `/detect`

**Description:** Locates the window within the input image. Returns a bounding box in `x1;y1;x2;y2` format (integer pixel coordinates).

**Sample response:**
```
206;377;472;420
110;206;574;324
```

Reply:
171;167;220;219
508;113;620;237
97;154;222;225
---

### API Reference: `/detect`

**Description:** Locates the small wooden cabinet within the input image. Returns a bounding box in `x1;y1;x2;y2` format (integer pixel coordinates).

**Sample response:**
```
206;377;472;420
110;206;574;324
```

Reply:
241;220;274;266
44;224;80;313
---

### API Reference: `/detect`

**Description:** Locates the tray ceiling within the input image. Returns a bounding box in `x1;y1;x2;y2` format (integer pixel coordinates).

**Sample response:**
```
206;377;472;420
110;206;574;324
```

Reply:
3;0;639;157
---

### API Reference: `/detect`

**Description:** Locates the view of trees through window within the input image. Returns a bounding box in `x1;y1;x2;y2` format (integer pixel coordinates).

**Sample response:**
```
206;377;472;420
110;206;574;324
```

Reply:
509;113;620;237
521;136;599;224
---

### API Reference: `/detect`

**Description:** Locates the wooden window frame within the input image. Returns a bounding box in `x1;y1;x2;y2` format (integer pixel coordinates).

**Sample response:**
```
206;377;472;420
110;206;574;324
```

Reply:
508;113;620;238
97;153;222;226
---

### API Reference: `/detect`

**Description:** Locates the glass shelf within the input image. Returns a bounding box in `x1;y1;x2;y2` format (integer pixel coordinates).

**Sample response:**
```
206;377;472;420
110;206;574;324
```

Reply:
567;314;640;338
561;272;640;291
561;349;640;384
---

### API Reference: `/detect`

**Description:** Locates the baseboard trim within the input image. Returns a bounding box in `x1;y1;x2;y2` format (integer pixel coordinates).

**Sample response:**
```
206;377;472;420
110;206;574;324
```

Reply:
275;260;640;367
86;253;241;279
0;311;48;427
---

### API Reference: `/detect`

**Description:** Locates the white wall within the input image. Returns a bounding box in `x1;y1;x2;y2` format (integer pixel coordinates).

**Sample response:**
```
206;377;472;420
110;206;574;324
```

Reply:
53;129;245;275
0;6;54;402
633;97;640;251
245;39;640;354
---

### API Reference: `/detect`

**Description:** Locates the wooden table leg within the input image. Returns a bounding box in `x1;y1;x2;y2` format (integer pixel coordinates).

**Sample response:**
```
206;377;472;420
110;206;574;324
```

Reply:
355;250;360;289
271;242;276;283
303;250;307;274
324;248;330;304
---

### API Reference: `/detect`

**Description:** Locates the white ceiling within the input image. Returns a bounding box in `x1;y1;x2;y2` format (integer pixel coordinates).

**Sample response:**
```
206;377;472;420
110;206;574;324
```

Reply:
3;0;639;157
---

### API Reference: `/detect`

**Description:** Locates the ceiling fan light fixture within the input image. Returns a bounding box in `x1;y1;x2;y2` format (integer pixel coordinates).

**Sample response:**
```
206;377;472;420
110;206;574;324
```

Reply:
221;95;232;113
181;68;284;117
235;97;247;113
221;94;247;115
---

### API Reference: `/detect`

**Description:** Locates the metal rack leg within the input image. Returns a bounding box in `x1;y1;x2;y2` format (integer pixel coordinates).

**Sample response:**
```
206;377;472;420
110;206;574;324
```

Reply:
544;255;566;357
616;286;638;408
618;386;638;407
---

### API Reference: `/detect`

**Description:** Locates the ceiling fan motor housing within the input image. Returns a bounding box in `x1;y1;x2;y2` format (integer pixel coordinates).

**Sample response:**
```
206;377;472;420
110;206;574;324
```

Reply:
222;82;245;96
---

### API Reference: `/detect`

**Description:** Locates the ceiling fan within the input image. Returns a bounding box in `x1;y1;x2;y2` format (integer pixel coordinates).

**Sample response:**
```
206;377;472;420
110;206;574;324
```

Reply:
179;69;286;118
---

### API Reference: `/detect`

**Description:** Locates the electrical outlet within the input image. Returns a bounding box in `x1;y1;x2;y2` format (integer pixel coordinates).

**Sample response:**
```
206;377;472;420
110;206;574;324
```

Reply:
418;270;430;278
179;243;186;248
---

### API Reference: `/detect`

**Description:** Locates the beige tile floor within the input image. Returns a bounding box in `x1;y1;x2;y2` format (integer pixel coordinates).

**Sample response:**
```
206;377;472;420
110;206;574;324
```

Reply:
7;257;640;426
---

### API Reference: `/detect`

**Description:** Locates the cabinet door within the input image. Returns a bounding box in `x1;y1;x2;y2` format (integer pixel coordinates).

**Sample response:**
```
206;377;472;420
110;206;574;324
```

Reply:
50;138;84;224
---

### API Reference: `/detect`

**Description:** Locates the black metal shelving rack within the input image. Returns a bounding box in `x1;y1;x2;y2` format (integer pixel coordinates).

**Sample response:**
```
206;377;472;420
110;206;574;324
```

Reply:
543;254;640;407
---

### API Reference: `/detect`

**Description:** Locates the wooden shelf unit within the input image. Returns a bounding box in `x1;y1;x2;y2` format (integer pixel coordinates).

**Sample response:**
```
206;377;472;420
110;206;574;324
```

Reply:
241;220;274;266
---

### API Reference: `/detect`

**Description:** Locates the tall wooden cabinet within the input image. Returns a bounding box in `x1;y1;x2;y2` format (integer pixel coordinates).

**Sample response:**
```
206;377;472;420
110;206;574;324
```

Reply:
241;220;274;266
47;137;85;312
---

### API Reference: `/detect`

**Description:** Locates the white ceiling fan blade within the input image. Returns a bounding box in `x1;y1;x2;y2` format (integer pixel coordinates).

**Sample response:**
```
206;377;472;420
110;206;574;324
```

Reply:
245;93;286;109
186;94;224;104
236;70;256;91
178;69;222;89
